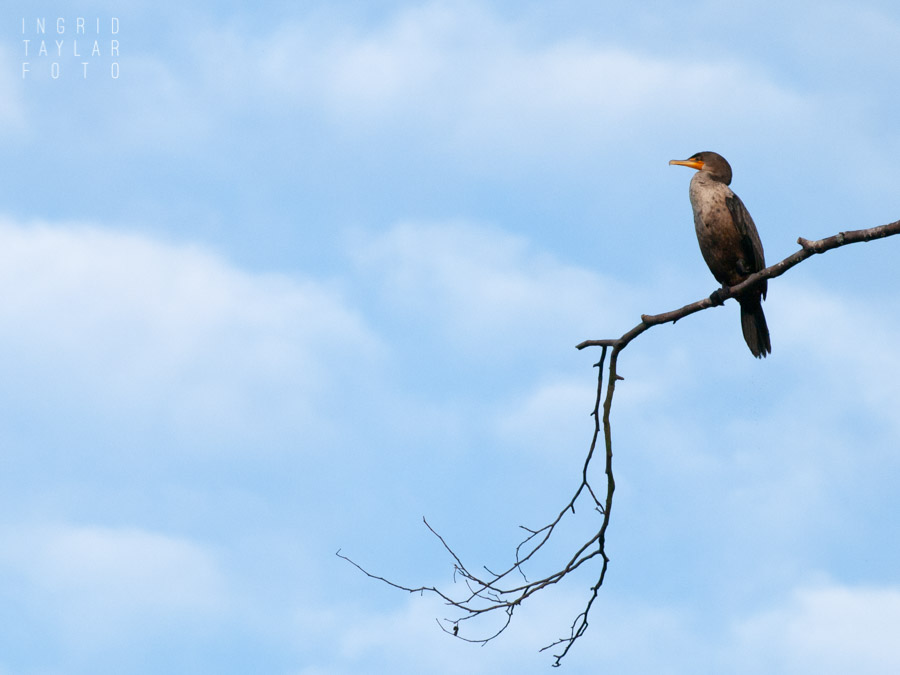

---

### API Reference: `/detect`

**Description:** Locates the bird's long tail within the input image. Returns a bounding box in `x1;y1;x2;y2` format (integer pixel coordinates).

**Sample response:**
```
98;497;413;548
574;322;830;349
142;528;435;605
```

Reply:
739;295;771;358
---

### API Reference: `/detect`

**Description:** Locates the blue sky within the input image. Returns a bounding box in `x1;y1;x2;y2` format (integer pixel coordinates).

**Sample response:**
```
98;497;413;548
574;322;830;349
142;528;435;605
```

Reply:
1;1;899;673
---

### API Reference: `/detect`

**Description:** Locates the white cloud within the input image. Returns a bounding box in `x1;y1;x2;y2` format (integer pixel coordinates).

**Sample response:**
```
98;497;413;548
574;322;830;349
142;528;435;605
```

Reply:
0;217;379;451
314;579;900;674
301;591;593;674
35;526;223;608
732;582;900;674
0;523;227;645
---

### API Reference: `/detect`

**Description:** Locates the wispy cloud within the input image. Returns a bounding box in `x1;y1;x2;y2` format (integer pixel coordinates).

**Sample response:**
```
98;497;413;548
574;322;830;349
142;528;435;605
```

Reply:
202;3;807;158
349;219;631;362
0;47;27;132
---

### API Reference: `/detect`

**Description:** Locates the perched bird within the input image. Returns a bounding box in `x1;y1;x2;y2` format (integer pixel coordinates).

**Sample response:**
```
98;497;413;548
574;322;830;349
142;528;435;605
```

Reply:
669;151;771;358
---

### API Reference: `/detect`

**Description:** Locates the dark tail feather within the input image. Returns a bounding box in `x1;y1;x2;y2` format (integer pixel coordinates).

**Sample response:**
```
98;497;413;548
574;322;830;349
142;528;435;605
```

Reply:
739;296;771;358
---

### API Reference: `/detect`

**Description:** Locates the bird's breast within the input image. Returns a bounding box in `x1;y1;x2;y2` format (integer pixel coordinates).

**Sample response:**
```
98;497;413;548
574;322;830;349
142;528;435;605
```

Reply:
688;178;747;286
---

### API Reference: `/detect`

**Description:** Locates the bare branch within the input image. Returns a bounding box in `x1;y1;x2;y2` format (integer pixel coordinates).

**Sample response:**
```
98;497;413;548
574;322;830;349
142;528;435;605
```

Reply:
340;218;900;667
337;346;616;657
576;219;900;351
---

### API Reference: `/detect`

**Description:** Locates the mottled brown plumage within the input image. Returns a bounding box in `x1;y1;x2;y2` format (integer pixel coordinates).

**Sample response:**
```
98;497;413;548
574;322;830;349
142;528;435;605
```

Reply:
669;151;771;358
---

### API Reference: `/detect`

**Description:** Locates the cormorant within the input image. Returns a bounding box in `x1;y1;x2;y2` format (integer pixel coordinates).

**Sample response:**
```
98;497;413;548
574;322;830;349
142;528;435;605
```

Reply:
669;151;771;358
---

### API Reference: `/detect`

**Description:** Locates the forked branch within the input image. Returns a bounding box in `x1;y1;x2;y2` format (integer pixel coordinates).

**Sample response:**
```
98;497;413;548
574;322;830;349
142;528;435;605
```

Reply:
340;218;900;666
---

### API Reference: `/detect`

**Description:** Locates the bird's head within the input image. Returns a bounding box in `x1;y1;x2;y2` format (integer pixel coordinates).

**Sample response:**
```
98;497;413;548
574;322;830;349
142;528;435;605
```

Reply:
669;151;732;185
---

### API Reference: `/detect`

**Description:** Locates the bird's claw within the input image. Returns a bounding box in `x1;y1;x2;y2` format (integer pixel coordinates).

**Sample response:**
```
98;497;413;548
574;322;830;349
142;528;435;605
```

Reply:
709;286;728;306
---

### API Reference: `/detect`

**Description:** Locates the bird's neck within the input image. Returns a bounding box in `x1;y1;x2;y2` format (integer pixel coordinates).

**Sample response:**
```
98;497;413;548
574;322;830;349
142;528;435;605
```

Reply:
694;171;730;186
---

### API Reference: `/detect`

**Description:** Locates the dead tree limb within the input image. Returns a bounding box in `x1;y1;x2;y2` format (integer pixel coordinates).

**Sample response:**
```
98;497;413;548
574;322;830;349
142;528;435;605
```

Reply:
577;220;900;352
340;219;900;667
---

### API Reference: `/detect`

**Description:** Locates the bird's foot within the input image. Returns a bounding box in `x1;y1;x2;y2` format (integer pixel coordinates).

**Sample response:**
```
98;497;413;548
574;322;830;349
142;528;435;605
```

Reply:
709;285;729;306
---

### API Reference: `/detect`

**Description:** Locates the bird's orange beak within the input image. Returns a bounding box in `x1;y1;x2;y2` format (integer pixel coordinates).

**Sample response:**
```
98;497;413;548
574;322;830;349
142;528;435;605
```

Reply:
669;158;705;170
